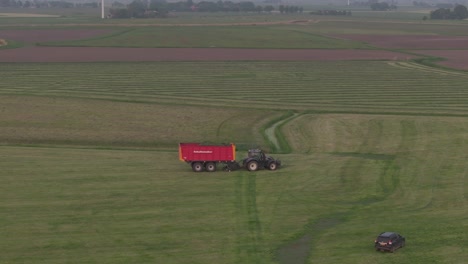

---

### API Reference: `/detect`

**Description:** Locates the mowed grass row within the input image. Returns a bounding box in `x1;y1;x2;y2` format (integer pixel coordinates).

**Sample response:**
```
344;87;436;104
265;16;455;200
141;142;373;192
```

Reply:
0;95;280;149
1;113;466;263
2;61;468;115
40;26;370;49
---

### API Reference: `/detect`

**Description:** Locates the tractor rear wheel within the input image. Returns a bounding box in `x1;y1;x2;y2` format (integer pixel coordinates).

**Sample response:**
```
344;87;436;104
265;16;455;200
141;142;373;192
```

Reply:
192;162;204;172
247;161;259;171
205;162;216;172
268;162;277;170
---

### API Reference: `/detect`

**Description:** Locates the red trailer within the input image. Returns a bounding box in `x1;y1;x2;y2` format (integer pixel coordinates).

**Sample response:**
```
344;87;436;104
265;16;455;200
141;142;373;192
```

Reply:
179;143;237;172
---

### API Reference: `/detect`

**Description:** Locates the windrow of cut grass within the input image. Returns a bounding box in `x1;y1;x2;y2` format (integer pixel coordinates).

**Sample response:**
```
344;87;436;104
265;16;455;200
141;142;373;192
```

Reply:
2;61;468;116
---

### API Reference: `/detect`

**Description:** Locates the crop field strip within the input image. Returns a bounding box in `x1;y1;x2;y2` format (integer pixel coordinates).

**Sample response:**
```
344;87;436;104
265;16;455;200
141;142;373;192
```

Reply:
2;61;468;115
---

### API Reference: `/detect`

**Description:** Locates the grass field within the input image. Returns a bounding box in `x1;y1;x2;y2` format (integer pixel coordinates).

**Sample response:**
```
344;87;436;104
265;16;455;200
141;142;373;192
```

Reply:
1;60;467;263
1;115;467;263
40;26;370;49
0;7;467;264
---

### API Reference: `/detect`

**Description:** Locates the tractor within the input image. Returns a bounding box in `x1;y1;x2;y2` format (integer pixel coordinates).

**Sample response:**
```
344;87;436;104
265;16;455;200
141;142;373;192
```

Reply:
242;148;281;171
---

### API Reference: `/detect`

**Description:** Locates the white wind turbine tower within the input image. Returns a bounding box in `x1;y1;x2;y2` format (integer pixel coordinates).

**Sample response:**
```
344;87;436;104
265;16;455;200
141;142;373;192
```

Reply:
101;0;105;19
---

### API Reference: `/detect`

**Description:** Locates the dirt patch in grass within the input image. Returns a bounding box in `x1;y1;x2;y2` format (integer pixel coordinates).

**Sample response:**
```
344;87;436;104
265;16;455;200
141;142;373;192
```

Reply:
0;39;6;46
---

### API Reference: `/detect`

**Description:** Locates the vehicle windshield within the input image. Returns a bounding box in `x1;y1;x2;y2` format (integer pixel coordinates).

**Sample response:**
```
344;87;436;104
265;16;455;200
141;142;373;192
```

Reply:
248;149;262;158
377;237;391;242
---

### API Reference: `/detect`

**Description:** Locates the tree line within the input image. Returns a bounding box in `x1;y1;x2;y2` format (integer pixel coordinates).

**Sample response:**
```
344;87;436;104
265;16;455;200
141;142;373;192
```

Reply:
309;10;352;16
430;4;468;19
370;2;397;11
110;0;303;19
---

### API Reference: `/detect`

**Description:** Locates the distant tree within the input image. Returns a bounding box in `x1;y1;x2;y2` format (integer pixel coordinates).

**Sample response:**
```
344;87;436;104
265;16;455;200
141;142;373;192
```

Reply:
430;5;468;20
112;1;126;8
430;7;452;19
238;1;255;12
127;0;147;17
279;5;284;13
109;8;131;18
453;4;468;19
370;2;390;11
263;5;274;12
149;0;169;15
49;1;74;8
0;0;10;7
197;1;218;12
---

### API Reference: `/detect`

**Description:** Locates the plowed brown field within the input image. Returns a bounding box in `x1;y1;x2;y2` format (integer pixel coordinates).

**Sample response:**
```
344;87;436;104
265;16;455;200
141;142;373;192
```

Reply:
332;34;468;70
2;29;467;70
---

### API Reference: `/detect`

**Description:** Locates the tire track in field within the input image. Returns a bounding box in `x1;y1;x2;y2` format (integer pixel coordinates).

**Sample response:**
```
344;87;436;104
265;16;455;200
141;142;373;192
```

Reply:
264;112;299;153
234;173;264;263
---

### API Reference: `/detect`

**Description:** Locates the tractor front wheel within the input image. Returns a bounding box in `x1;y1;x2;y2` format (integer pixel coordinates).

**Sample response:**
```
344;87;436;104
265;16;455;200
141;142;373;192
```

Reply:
247;161;259;171
268;162;277;171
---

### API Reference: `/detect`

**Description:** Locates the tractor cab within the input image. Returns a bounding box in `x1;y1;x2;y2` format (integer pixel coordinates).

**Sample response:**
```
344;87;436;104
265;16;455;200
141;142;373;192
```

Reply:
247;149;265;159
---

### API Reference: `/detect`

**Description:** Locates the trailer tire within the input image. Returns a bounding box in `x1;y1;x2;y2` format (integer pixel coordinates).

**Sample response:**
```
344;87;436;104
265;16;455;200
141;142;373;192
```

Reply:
247;160;259;171
268;162;277;171
192;162;204;172
205;162;216;172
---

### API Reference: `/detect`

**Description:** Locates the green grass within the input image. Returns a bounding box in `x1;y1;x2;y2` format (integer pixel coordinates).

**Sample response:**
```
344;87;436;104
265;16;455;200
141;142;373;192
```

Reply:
1;60;467;263
1;113;466;263
39;26;369;49
25;20;468;48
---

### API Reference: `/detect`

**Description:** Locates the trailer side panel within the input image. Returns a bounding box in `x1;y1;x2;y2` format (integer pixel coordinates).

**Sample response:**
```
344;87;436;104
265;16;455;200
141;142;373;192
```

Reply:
179;143;236;162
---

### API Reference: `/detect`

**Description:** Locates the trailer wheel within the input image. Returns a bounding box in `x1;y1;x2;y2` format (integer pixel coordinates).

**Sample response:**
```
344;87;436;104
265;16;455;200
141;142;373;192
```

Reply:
205;162;217;172
192;162;204;172
268;162;277;171
247;161;259;171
